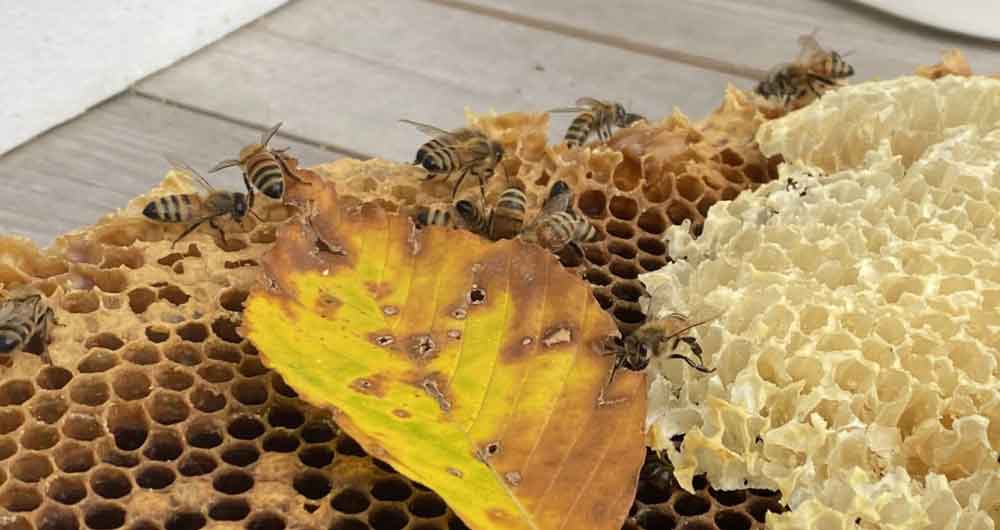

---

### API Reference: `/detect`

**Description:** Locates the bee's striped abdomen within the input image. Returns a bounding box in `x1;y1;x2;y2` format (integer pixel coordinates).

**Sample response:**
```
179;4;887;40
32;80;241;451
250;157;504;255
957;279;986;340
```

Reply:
417;139;460;174
415;206;454;228
490;188;527;240
455;200;490;235
142;194;199;223
245;151;285;199
564;112;596;147
0;318;31;353
572;214;599;243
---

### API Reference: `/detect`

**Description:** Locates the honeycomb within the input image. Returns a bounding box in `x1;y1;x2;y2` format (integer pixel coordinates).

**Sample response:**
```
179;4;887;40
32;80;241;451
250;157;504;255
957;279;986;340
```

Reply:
643;75;1000;528
0;153;783;530
317;91;780;334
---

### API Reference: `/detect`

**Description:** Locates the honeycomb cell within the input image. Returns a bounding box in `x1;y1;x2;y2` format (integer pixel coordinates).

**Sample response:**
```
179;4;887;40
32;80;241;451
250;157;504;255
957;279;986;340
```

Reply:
639;257;666;273
371;477;412;502
12;453;53;482
637;237;667;256
298;445;334;468
592;289;614;311
609;259;641;280
147;391;190;425
212;317;244;343
102;247;144;269
715;510;753;530
609;195;639;221
637;209;668;235
134;464;175;489
196;363;234;383
213;469;254;494
209;498;251;521
36;366;73;390
164;343;202;366
112;369;152;401
128;521;160;530
239;358;268;378
611;282;644;303
0;407;24;434
90;467;132;499
189;385;226;413
330;489;371;514
155;366;195;391
206;342;241;364
0;379;34;406
186;417;224;448
607;240;638;260
178;451;217;477
746;497;785;522
106;405;147;453
69;376;111;406
128;288;156;313
301;421;336;443
676;175;705;201
635;509;675;530
233;379;269;406
709;487;747;506
53;441;96;472
21;424;59;450
665;201;698;226
144;326;170;343
176;322;209;343
673;492;711;516
37;507;81;530
636;477;672;504
63;290;100;313
85;333;125;351
220;289;250;313
158;284;189;305
246;514;286;530
583;245;610;266
78;351;119;373
331;519;368;530
143;430;183;461
1;484;43;512
369;506;409;530
165;513;206;530
270;374;298;398
583;268;614;287
48;476;87;505
268;405;305;429
262;432;300;453
124;343;160;365
605;220;635;240
409;494;447;518
294;470;332;500
63;412;105;441
222;443;260;467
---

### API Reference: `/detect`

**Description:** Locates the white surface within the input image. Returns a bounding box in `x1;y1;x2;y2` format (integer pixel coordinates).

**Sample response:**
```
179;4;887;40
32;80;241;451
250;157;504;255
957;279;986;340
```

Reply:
0;1;287;155
854;1;1000;42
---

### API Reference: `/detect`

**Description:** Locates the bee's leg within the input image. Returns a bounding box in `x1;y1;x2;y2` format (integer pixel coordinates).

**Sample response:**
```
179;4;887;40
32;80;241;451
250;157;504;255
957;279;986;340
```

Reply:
172;218;211;248
597;359;628;406
209;217;228;246
477;169;492;204
37;313;55;365
679;335;704;361
450;168;470;199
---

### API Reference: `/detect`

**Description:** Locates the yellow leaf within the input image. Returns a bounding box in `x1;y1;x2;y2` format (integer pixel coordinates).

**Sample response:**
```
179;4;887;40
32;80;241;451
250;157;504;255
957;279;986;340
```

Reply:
245;178;646;530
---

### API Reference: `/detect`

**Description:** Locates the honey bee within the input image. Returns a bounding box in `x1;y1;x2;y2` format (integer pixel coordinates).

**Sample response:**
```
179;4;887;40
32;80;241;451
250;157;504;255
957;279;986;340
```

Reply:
210;122;304;200
454;181;528;241
756;32;853;106
639;448;676;491
523;180;599;255
414;203;459;229
143;159;256;247
400;119;504;200
599;281;719;403
549;98;644;147
0;285;56;364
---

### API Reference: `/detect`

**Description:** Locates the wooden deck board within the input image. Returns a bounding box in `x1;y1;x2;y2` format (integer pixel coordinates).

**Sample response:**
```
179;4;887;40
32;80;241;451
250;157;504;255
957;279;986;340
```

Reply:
137;0;736;162
0;94;338;246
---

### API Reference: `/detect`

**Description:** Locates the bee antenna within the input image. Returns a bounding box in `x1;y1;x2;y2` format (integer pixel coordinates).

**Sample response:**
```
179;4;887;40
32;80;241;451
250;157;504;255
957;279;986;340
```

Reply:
662;312;722;343
665;353;716;374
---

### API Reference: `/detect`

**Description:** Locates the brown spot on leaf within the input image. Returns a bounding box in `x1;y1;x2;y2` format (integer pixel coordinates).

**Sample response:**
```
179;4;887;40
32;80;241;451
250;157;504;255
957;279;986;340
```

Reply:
476;441;502;463
366;281;393;300
392;409;411;419
407;334;437;363
447;467;463;478
504;471;522;486
542;326;573;347
451;307;468;320
447;330;461;340
382;305;399;316
370;333;395;347
350;375;386;398
418;374;452;412
468;286;486;305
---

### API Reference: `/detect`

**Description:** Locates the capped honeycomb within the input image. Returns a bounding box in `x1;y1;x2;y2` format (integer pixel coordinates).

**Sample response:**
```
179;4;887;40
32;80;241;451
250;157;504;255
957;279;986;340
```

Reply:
643;75;1000;529
316;90;780;334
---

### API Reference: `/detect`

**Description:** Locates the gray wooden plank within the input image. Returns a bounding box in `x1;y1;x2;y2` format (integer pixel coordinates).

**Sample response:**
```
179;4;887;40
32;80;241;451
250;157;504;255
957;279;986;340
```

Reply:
0;94;339;247
137;0;737;163
455;0;1000;85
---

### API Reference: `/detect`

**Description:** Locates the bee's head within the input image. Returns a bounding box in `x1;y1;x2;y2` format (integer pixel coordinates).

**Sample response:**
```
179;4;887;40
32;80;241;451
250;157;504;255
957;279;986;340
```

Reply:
831;51;854;77
622;335;652;371
233;193;250;219
613;103;630;126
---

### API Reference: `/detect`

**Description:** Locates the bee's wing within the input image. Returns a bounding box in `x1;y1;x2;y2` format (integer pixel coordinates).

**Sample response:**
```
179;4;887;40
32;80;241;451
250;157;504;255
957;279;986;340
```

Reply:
541;180;573;215
574;97;605;108
547;106;588;114
165;155;216;193
399;119;451;138
796;29;826;62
